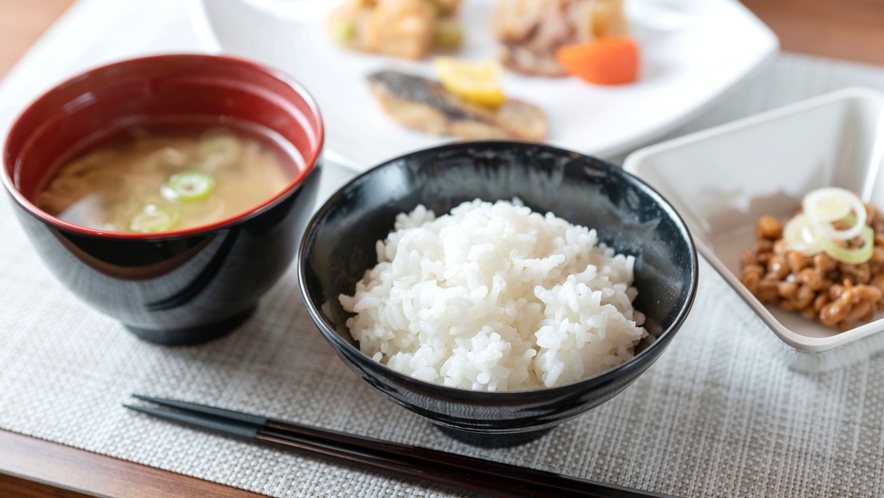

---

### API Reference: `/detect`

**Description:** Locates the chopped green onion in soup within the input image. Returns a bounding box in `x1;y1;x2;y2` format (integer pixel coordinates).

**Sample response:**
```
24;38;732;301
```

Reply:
161;170;216;202
129;204;181;233
198;133;241;170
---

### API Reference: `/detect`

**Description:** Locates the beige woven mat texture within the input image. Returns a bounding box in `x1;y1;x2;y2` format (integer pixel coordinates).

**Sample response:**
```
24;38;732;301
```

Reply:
3;1;884;497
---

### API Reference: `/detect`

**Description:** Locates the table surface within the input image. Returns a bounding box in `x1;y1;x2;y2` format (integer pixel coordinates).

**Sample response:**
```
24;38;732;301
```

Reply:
1;1;883;497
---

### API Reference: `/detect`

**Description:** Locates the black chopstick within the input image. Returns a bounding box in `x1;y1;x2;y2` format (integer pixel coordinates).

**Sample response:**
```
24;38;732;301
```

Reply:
125;394;672;498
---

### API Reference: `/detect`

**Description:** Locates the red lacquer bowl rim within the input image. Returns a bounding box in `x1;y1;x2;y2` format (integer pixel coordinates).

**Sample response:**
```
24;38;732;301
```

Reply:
1;53;324;240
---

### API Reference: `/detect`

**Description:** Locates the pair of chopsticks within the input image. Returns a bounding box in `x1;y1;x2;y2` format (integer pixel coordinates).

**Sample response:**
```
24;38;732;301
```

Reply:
125;395;669;498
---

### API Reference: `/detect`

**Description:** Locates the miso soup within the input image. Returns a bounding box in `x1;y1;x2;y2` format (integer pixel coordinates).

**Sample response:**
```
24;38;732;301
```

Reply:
38;125;300;233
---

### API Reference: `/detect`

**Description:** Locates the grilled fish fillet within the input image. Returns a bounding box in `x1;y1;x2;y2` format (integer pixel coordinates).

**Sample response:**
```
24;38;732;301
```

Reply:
367;70;547;141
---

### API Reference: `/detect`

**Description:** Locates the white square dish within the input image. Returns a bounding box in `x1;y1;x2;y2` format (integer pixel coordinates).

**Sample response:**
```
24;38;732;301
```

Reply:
624;88;884;372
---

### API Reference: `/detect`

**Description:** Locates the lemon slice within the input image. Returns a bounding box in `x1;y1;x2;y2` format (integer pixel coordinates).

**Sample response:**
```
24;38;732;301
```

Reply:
432;58;506;107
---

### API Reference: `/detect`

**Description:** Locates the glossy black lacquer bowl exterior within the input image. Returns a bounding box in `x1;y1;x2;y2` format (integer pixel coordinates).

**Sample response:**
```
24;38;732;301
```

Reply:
299;142;698;445
2;55;324;345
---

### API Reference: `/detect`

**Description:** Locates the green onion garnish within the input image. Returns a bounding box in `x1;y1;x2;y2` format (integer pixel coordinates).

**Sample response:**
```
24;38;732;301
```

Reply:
161;170;216;202
129;204;181;233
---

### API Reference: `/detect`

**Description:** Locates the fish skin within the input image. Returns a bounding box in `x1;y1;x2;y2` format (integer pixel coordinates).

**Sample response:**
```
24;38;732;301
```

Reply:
367;70;547;141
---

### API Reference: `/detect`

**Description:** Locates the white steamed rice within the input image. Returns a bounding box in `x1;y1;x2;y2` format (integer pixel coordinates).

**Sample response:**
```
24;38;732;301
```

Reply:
338;199;647;392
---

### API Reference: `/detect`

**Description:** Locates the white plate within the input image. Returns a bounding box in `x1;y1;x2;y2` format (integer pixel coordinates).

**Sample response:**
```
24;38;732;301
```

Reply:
624;88;884;372
186;0;778;171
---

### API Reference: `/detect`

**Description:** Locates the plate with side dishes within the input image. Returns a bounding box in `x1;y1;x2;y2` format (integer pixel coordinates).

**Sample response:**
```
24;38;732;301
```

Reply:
186;0;778;170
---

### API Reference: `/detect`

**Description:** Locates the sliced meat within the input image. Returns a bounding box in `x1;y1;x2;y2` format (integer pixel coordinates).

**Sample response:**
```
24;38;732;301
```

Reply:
493;0;628;77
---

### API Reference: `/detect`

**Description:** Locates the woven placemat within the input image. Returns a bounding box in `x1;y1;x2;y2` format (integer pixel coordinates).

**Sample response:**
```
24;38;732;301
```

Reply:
3;1;884;497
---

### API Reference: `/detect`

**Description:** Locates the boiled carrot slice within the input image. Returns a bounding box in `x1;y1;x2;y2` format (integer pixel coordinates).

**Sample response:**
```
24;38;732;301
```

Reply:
556;38;640;85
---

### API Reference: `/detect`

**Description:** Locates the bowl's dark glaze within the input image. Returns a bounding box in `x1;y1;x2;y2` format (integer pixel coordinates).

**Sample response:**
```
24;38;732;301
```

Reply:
11;168;321;344
299;142;698;441
2;55;324;345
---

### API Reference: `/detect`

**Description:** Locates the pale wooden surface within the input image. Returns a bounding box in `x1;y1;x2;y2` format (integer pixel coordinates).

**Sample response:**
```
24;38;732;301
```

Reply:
0;429;265;498
741;0;884;67
0;0;75;77
0;0;883;497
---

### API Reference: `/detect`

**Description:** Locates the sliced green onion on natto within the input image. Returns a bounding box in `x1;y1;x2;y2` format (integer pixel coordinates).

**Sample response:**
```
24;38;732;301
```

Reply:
783;214;824;256
784;187;874;264
821;225;874;264
129;204;181;233
161;170;216;202
802;187;853;223
802;187;867;241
